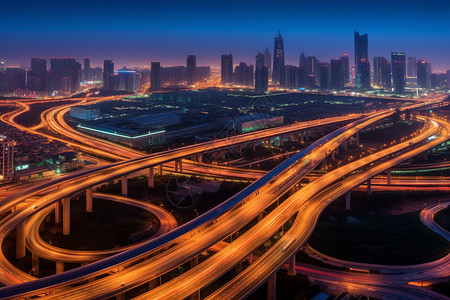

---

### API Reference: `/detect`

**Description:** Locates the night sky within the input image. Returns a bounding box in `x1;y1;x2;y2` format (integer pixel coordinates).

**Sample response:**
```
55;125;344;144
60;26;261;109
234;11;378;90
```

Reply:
2;0;450;71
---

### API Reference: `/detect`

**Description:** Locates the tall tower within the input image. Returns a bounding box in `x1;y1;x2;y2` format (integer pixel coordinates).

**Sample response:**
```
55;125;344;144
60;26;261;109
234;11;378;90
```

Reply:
0;135;14;182
84;57;91;81
103;60;114;89
354;31;370;89
264;48;272;79
255;53;268;93
151;62;161;90
391;52;406;94
186;55;196;86
221;54;233;85
30;57;47;91
340;53;350;85
272;29;285;85
330;59;344;90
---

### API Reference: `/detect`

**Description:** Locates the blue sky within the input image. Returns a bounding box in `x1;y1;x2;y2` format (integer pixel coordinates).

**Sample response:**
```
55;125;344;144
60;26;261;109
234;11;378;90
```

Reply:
2;0;450;71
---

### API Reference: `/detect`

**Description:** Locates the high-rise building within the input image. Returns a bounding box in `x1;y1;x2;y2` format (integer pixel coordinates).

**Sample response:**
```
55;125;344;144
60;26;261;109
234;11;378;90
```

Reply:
373;57;391;89
116;69;140;92
447;70;450;89
235;63;253;87
28;57;47;91
186;55;196;86
221;54;233;85
340;53;350;84
417;59;430;88
264;48;272;79
299;52;307;69
49;58;80;94
330;59;344;90
84;57;91;81
255;53;268;93
0;135;14;182
319;62;330;90
196;66;210;82
103;60;114;89
282;65;299;89
0;68;26;92
391;52;406;94
306;56;319;86
0;61;5;72
272;29;285;85
150;62;161;90
354;31;370;89
407;57;417;78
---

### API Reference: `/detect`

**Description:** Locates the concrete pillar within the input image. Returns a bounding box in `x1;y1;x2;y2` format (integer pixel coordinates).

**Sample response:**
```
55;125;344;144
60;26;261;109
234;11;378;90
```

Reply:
247;253;253;265
54;201;61;224
62;197;71;236
56;261;64;274
356;132;360;146
86;187;93;213
321;158;327;171
178;159;183;172
175;160;179;172
344;140;348;151
258;212;264;222
299;132;304;143
16;222;26;259
190;255;199;269
116;294;125;300
288;256;296;276
267;273;277;300
424;151;428;160
238;145;243;156
335;147;339;156
251;143;256;151
158;164;163;175
367;179;372;195
345;191;351;210
148;276;161;290
32;253;40;276
148;167;154;188
121;175;128;196
387;169;392;185
235;261;243;273
197;154;203;164
190;290;200;300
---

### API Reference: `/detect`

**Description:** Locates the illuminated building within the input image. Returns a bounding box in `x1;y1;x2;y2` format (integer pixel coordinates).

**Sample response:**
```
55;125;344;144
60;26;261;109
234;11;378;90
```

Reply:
221;54;233;85
272;29;285;84
264;48;272;79
69;106;101;121
306;56;319;86
186;55;196;86
232;115;284;133
235;62;253;87
391;52;406;94
49;57;81;94
330;59;344;90
373;57;391;89
0;135;14;182
103;59;114;89
83;57;91;81
150;62;161;90
0;68;26;92
340;53;350;84
354;31;370;89
116;69;140;92
28;57;47;91
255;53;268;93
417;59;430;88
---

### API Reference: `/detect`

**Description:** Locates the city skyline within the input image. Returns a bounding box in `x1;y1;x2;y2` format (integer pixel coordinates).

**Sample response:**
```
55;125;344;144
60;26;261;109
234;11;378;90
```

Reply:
2;0;450;71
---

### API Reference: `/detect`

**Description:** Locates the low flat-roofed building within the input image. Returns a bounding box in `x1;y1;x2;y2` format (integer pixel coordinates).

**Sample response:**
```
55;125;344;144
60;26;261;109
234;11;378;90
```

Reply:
232;114;284;133
43;151;83;173
70;106;101;121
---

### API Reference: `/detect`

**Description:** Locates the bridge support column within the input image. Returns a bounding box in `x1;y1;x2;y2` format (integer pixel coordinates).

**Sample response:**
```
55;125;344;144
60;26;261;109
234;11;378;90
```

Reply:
345;191;351;210
247;253;253;264
299;132;304;143
148;167;154;188
235;260;243;273
321;158;327;171
121;175;128;196
148;276;161;290
86;187;93;213
424;151;428;160
62;197;71;235
258;212;264;222
366;179;372;195
343;140;348;151
32;253;40;276
288;256;296;276
355;132;360;146
116;294;125;300
190;255;199;269
251;143;256;151
197;154;203;164
291;133;298;142
16;222;26;259
56;261;64;274
387;169;391;185
267;273;277;300
54;201;61;224
237;145;243;156
158;164;163;175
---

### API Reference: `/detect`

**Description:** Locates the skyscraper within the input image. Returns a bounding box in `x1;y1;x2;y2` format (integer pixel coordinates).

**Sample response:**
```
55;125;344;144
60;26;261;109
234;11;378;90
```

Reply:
186;55;196;86
391;52;406;94
340;53;350;85
299;52;307;69
306;56;319;86
221;54;233;85
49;57;81;94
417;59;431;89
0;135;14;182
255;53;268;93
319;62;330;90
84;57;91;81
354;31;370;89
264;48;272;79
407;57;417;78
151;62;161;90
235;62;253;86
29;57;47;91
103;60;114;89
272;29;285;85
330;59;344;90
373;57;391;89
